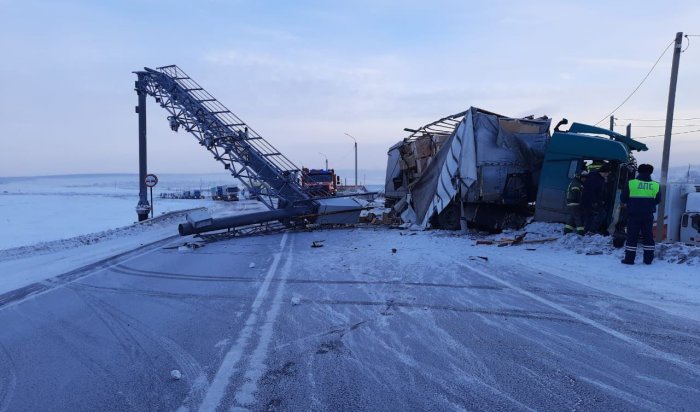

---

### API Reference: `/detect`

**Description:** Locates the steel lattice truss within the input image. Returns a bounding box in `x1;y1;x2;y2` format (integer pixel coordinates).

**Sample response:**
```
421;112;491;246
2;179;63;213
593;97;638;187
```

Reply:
134;65;310;210
403;110;468;142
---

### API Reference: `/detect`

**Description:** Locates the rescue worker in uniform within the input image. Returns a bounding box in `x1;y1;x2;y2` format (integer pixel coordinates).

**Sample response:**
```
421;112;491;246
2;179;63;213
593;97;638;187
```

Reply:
581;163;611;234
620;164;660;265
564;171;587;235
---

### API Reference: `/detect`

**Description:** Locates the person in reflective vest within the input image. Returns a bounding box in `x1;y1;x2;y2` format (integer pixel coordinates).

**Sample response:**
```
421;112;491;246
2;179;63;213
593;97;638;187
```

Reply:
564;171;587;235
620;164;660;265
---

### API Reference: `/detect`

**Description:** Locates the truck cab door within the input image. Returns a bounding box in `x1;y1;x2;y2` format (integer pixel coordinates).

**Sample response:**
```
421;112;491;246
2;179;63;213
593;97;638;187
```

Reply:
608;162;634;242
680;212;700;245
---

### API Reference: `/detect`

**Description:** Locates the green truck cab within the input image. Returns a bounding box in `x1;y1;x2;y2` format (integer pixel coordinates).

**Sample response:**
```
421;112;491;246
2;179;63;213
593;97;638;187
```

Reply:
535;120;648;240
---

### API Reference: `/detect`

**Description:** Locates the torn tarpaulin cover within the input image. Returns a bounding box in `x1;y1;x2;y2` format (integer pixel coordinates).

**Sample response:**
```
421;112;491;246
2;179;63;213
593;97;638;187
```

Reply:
389;107;550;229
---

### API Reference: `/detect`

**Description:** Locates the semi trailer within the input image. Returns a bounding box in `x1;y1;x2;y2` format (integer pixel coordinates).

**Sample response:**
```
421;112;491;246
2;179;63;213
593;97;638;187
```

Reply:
385;107;648;235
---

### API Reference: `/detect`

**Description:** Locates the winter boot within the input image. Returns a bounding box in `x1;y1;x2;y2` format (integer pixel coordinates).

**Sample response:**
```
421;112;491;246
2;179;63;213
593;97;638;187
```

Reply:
621;249;636;265
643;248;654;265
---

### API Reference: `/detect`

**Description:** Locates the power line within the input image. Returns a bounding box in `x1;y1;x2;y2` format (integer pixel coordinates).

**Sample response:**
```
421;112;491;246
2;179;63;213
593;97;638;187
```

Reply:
636;128;700;139
617;124;700;128
618;117;700;121
593;39;675;126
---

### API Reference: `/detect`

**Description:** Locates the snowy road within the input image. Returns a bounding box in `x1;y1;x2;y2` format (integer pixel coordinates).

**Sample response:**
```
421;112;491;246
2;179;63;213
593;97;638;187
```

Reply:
1;229;699;411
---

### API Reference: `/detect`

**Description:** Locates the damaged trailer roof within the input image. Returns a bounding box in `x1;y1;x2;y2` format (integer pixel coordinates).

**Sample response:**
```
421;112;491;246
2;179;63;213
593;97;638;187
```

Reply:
386;107;551;229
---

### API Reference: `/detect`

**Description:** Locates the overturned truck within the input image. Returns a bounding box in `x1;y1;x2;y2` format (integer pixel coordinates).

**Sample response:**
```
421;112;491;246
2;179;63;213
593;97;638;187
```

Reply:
386;107;648;233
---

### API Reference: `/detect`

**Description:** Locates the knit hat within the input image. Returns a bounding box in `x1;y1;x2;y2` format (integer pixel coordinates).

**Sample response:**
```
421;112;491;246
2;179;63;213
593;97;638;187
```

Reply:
637;164;654;175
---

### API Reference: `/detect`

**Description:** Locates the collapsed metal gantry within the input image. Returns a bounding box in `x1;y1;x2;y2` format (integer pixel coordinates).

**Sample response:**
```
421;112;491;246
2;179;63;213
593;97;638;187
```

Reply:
133;65;310;216
133;65;317;225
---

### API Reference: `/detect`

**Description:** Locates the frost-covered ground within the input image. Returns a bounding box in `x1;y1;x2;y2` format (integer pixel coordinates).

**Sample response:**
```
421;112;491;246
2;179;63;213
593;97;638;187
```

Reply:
0;173;236;249
1;176;700;410
1;174;698;323
450;222;700;321
0;173;265;296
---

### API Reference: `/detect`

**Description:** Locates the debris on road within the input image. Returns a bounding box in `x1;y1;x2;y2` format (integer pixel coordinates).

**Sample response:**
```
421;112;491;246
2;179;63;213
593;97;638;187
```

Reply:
176;242;205;252
291;297;301;305
391;248;397;254
468;256;489;262
477;233;557;247
311;240;325;248
170;369;182;380
249;262;256;268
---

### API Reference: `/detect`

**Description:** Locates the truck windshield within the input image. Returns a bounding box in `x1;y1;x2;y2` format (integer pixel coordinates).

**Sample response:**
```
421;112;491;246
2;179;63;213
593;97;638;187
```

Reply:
307;175;332;183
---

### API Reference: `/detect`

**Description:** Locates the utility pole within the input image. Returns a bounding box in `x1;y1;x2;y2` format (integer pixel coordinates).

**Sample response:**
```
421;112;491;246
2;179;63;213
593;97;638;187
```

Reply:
655;31;684;242
626;123;631;138
344;133;358;187
609;115;615;131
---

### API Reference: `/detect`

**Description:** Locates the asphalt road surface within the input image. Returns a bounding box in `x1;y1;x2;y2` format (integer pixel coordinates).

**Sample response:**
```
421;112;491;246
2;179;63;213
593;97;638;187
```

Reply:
1;229;699;411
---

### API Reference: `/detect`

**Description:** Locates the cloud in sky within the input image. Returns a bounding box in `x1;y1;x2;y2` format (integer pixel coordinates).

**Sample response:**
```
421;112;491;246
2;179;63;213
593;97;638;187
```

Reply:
0;0;699;179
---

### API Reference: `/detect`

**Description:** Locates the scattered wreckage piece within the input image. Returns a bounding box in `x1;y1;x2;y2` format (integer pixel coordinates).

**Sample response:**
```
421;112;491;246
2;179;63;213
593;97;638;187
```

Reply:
475;232;557;247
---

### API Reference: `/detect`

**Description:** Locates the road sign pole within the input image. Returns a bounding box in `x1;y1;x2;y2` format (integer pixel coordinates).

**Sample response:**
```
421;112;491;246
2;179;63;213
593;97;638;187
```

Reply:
144;173;159;220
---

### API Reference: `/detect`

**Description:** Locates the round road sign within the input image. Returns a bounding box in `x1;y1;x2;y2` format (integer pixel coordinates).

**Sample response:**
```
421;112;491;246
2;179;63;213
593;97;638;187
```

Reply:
145;174;158;187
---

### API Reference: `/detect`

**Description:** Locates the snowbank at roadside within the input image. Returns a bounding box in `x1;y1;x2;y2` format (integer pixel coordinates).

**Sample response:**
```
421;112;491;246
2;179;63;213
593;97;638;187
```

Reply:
0;201;267;297
461;221;699;321
503;221;700;265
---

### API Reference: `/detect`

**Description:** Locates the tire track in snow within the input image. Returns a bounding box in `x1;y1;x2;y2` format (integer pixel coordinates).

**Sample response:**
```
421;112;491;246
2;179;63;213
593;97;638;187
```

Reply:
453;259;700;377
0;235;181;312
196;232;289;412
232;236;294;409
80;293;208;409
0;343;17;412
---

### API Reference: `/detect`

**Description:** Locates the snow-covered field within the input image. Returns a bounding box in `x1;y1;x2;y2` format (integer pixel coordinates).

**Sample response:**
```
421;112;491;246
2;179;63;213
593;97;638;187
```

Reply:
0;173;267;296
0;173;236;249
1;174;698;323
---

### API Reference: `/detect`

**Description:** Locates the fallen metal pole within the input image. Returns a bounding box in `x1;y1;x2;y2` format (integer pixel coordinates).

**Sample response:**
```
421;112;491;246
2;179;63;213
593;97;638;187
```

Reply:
178;208;305;236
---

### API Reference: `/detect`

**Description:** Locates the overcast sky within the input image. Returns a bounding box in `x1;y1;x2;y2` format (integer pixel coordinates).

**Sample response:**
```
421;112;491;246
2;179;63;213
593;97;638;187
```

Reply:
1;0;699;180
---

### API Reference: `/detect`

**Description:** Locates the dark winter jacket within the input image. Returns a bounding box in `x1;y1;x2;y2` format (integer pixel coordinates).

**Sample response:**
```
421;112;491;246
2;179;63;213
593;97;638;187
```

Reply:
621;173;660;216
581;171;606;208
566;177;584;205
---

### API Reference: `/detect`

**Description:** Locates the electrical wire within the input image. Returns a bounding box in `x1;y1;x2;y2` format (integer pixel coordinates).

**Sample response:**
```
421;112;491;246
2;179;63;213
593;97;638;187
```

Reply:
636;128;700;139
617;124;700;128
593;39;675;126
618;117;700;121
